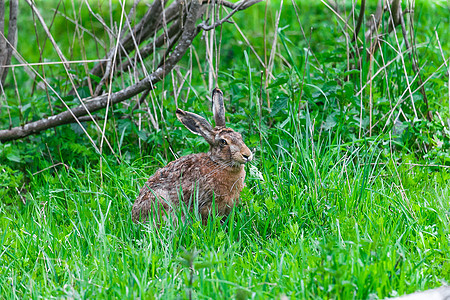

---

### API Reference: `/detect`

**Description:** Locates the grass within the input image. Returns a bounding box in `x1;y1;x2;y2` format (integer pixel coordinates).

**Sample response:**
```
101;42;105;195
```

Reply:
1;113;450;298
1;0;450;298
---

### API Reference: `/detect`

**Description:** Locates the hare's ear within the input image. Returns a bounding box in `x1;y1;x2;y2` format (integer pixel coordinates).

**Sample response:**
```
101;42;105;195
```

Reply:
212;88;226;127
176;108;214;144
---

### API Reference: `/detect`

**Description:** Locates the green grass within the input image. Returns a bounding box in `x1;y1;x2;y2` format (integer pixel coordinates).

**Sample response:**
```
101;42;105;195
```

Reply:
1;0;450;298
1;113;449;298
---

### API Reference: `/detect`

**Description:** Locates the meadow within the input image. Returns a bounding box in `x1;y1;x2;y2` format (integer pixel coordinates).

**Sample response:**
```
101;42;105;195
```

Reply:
0;0;449;298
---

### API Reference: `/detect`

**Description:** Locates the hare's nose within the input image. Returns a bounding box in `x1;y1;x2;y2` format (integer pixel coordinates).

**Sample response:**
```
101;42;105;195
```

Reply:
242;153;252;162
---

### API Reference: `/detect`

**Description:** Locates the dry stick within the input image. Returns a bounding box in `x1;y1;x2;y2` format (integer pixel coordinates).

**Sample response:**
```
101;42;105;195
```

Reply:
366;13;379;137
159;0;171;58
11;68;22;124
0;83;12;129
363;1;402;63
297;28;311;116
343;2;351;82
231;17;266;74
205;21;216;92
263;0;268;108
84;1;115;37
216;4;224;87
3;59;108;68
211;0;217;91
434;32;450;122
120;0;154;80
197;0;247;31
351;0;365;44
92;1;130;96
34;0;62;82
99;0;127;178
435;32;449;69
373;20;394;127
0;12;12;128
0;0;17;85
0;38;100;151
259;71;263;143
368;55;373;137
30;6;54;115
410;58;449;96
192;46;208;90
157;29;184;69
347;0;365;139
171;67;190;108
25;0;69;68
53;9;106;49
370;162;450;169
202;1;216;92
380;66;423;133
27;1;120;161
356;44;410;96
11;52;46;90
117;18;181;74
131;88;151;114
32;162;69;176
399;5;431;121
0;79;134;141
123;0;142;39
321;0;361;45
267;0;282;93
0;0;6;83
386;0;417;120
185;47;193;103
0;0;259;142
350;0;362;73
322;0;378;61
89;0;174;79
146;29;162;132
348;2;387;73
31;7;59;126
84;0;117;92
368;59;448;136
291;0;322;72
364;0;384;43
0;0;199;142
71;1;94;96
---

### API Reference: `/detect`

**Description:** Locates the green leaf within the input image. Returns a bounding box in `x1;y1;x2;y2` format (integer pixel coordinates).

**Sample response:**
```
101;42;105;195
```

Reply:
267;73;289;89
7;152;21;163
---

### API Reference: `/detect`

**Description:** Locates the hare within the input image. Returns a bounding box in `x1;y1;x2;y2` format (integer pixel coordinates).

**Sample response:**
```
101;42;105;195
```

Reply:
132;88;253;225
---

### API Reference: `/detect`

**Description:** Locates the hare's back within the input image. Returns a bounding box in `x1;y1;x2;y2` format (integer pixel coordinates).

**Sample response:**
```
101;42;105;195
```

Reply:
136;153;211;200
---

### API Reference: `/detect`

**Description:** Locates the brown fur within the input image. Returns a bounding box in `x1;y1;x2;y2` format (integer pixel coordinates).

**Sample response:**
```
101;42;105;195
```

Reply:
132;126;252;225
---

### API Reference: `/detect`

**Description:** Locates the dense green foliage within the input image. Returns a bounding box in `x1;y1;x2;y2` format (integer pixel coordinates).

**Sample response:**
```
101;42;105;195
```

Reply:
1;0;449;298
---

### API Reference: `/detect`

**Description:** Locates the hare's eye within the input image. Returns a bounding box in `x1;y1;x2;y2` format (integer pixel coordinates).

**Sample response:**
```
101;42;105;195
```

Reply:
219;139;228;146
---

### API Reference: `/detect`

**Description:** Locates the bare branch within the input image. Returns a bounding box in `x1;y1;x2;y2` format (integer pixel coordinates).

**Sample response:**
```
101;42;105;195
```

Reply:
198;0;247;31
0;0;198;142
352;0;365;43
117;18;182;74
0;0;18;87
0;0;261;142
214;0;261;10
0;1;6;78
89;0;172;79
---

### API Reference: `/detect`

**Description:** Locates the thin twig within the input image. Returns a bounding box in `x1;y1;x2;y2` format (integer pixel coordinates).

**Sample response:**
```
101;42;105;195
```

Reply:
197;0;246;31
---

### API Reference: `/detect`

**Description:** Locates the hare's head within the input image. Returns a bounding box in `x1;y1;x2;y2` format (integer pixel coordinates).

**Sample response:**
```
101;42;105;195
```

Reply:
176;88;252;167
